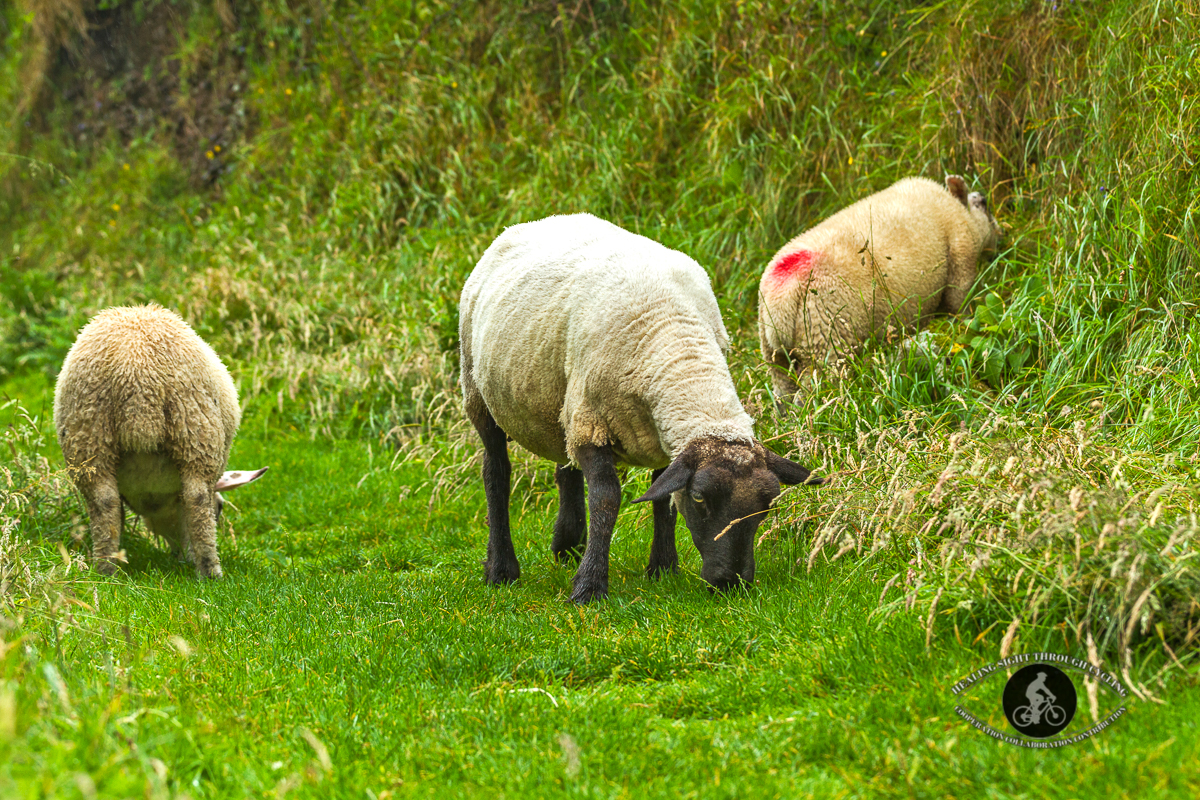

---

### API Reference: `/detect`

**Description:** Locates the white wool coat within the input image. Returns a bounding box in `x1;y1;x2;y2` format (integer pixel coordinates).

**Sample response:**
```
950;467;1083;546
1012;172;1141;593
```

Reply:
758;176;1000;392
460;213;753;468
54;304;241;488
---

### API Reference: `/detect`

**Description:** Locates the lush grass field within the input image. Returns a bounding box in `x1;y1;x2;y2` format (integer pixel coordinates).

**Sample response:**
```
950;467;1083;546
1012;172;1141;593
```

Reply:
4;0;1200;796
4;382;1200;799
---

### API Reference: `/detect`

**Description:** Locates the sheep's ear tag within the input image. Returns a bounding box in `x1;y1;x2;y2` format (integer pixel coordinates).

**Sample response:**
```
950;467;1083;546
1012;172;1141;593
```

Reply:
215;467;268;492
633;460;692;503
946;175;969;207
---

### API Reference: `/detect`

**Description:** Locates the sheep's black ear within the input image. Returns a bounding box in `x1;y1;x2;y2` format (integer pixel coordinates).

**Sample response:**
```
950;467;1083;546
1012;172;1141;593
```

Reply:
633;459;692;503
946;175;969;207
764;448;823;486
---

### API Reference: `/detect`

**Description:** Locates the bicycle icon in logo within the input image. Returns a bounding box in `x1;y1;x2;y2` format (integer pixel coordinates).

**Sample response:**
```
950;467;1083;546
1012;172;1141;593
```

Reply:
1012;701;1067;727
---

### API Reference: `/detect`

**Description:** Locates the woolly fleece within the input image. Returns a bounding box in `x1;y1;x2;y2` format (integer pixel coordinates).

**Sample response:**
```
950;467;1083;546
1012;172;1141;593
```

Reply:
460;213;753;469
758;176;1001;396
54;304;242;575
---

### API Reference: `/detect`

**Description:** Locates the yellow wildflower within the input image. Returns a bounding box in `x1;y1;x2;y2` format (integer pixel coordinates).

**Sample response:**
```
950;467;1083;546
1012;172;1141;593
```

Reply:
111;203;120;212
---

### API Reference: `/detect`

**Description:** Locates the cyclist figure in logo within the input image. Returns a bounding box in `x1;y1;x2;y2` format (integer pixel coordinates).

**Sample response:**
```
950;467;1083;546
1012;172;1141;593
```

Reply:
1004;663;1075;734
1024;671;1057;725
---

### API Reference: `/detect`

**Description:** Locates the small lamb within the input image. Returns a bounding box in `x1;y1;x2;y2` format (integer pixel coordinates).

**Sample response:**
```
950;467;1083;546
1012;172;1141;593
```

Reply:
54;304;266;578
460;213;822;603
758;175;1002;397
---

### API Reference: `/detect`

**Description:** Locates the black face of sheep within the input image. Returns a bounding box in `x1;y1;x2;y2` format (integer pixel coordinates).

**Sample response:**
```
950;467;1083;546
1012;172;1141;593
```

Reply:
633;438;822;592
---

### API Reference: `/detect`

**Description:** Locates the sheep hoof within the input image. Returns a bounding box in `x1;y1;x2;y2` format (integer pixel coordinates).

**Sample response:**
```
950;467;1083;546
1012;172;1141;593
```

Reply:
552;546;584;566
485;561;520;585
645;561;679;580
196;562;224;580
569;583;608;604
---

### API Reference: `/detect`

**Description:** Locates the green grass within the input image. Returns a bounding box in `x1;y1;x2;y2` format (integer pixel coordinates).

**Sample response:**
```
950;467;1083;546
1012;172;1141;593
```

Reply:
4;388;1200;799
4;0;1200;796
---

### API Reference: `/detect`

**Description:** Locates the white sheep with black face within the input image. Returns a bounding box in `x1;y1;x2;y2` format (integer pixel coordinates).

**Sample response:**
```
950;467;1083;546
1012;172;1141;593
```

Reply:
758;175;1002;397
54;304;266;578
460;213;822;603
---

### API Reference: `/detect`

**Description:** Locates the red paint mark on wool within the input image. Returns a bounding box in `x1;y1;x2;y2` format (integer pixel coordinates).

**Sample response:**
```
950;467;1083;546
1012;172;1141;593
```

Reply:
768;249;816;286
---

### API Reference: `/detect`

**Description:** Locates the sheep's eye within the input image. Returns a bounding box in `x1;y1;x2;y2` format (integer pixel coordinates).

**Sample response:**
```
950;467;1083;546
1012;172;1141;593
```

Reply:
690;491;705;504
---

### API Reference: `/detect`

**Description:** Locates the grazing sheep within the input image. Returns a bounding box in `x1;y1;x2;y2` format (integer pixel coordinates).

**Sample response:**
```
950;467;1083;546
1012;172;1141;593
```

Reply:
54;304;266;578
758;175;1002;397
460;213;822;603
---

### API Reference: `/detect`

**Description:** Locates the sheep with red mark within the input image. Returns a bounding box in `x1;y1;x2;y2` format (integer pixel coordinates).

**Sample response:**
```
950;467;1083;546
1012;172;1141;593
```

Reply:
460;213;823;603
55;305;266;578
758;175;1002;397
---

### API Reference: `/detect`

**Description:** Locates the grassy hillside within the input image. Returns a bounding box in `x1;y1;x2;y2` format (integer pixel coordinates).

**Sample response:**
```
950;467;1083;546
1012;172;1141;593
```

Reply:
3;0;1200;796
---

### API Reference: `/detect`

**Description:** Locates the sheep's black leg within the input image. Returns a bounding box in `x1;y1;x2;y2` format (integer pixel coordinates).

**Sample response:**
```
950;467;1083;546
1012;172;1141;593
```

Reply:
570;444;620;604
551;464;586;564
646;467;679;578
475;409;519;584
